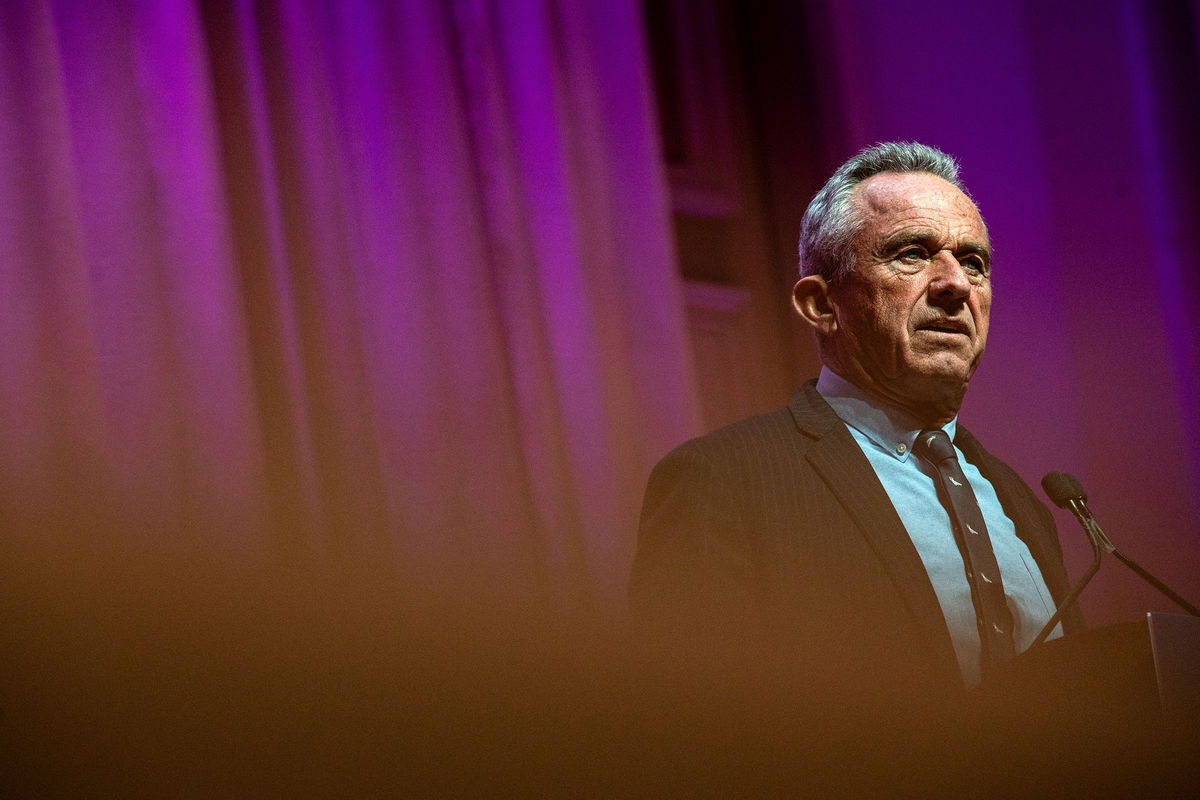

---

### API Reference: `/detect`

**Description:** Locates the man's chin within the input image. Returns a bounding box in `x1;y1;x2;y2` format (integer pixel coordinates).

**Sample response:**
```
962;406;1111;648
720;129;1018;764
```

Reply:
911;354;977;385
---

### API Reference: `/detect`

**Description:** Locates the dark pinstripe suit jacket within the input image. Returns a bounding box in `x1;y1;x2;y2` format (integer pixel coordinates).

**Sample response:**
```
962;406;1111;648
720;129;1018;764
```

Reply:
630;380;1080;691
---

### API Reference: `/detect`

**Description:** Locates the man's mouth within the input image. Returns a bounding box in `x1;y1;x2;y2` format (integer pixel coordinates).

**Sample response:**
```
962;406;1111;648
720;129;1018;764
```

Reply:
915;319;971;336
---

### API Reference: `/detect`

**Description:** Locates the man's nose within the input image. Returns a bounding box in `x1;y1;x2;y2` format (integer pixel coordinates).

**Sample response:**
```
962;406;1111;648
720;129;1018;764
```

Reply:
927;251;971;305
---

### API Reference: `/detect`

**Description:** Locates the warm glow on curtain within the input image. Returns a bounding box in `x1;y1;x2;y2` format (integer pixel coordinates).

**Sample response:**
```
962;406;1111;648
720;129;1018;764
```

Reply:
0;0;701;611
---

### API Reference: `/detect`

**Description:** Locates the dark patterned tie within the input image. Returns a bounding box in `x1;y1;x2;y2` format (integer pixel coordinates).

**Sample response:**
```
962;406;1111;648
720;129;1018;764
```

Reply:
915;429;1016;672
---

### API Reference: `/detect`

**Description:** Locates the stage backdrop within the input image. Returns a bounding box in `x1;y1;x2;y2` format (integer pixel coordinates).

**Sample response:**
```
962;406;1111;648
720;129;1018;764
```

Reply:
0;0;701;615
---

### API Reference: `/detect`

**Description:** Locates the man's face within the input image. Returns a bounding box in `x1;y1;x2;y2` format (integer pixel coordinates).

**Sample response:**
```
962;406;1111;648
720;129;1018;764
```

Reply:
825;171;992;420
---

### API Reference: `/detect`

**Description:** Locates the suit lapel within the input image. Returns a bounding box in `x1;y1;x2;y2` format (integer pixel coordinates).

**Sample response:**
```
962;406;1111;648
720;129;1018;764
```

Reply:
955;427;1066;603
789;384;960;678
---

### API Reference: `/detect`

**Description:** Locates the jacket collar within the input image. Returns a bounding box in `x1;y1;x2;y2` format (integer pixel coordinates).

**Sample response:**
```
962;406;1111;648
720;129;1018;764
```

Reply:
788;380;963;688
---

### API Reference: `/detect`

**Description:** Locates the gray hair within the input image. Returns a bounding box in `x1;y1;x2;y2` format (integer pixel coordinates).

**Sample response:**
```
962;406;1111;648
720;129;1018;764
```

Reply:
798;142;967;283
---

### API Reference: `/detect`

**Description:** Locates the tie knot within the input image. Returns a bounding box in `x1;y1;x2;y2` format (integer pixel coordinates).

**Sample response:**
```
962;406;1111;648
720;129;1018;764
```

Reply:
915;429;956;463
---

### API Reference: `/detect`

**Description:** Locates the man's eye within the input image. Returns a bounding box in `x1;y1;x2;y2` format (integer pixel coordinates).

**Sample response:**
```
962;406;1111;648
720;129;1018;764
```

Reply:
898;248;926;262
961;255;987;274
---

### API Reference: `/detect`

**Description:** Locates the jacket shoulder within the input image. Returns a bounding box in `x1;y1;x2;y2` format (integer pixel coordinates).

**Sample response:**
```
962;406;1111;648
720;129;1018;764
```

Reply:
654;404;811;474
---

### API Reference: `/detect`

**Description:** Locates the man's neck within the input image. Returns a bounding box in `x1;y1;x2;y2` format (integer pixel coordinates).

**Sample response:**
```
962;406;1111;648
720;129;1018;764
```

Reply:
816;366;960;431
818;361;965;428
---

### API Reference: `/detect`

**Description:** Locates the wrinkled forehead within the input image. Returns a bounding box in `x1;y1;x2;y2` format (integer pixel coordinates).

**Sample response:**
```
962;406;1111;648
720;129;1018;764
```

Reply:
852;171;987;236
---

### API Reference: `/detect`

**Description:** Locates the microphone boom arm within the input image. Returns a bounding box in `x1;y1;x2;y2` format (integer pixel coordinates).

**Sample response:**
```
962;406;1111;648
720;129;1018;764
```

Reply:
1075;497;1200;617
1033;480;1200;651
1108;546;1200;618
1030;500;1105;648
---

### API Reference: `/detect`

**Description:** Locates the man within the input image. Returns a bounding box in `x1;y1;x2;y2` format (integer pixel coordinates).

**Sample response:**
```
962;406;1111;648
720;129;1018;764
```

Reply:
630;142;1080;694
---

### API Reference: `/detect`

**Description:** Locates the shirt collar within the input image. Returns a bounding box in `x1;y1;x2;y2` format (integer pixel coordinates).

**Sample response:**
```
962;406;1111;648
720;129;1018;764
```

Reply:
815;367;957;462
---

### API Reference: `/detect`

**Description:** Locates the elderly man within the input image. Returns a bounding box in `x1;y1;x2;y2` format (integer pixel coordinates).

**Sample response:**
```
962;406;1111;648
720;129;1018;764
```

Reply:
630;142;1080;692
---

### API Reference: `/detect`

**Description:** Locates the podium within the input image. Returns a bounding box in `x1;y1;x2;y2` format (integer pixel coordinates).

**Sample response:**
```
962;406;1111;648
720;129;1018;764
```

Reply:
994;613;1199;729
966;613;1200;793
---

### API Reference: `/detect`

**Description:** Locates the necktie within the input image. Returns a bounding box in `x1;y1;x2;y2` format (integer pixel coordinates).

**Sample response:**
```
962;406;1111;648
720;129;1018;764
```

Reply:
914;429;1016;672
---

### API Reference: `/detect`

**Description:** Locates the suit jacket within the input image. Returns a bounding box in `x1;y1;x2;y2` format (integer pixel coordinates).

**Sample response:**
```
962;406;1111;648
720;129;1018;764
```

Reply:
630;380;1082;693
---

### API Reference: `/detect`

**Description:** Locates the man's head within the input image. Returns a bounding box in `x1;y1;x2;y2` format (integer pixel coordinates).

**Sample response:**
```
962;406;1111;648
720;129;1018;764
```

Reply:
792;142;992;426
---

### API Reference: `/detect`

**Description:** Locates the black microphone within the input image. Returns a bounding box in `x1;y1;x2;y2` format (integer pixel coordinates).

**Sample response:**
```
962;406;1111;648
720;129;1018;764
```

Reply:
1041;471;1118;554
1041;471;1086;507
1031;472;1200;649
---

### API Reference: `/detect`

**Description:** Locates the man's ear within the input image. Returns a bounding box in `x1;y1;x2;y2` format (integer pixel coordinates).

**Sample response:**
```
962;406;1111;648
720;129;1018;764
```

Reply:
792;275;837;335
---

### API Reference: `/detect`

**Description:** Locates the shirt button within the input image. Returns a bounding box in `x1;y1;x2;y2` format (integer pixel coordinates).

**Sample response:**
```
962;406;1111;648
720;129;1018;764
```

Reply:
895;442;907;454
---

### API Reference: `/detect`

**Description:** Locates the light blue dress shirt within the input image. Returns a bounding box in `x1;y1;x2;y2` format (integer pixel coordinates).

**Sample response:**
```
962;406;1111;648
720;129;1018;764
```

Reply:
816;368;1060;686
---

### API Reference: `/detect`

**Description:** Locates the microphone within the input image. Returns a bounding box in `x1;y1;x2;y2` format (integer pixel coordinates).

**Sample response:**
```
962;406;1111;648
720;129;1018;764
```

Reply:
1041;471;1118;554
1030;472;1200;649
1028;473;1106;647
1041;471;1086;507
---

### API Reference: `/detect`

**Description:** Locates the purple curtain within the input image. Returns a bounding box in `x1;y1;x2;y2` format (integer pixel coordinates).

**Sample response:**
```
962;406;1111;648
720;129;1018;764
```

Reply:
0;0;701;610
